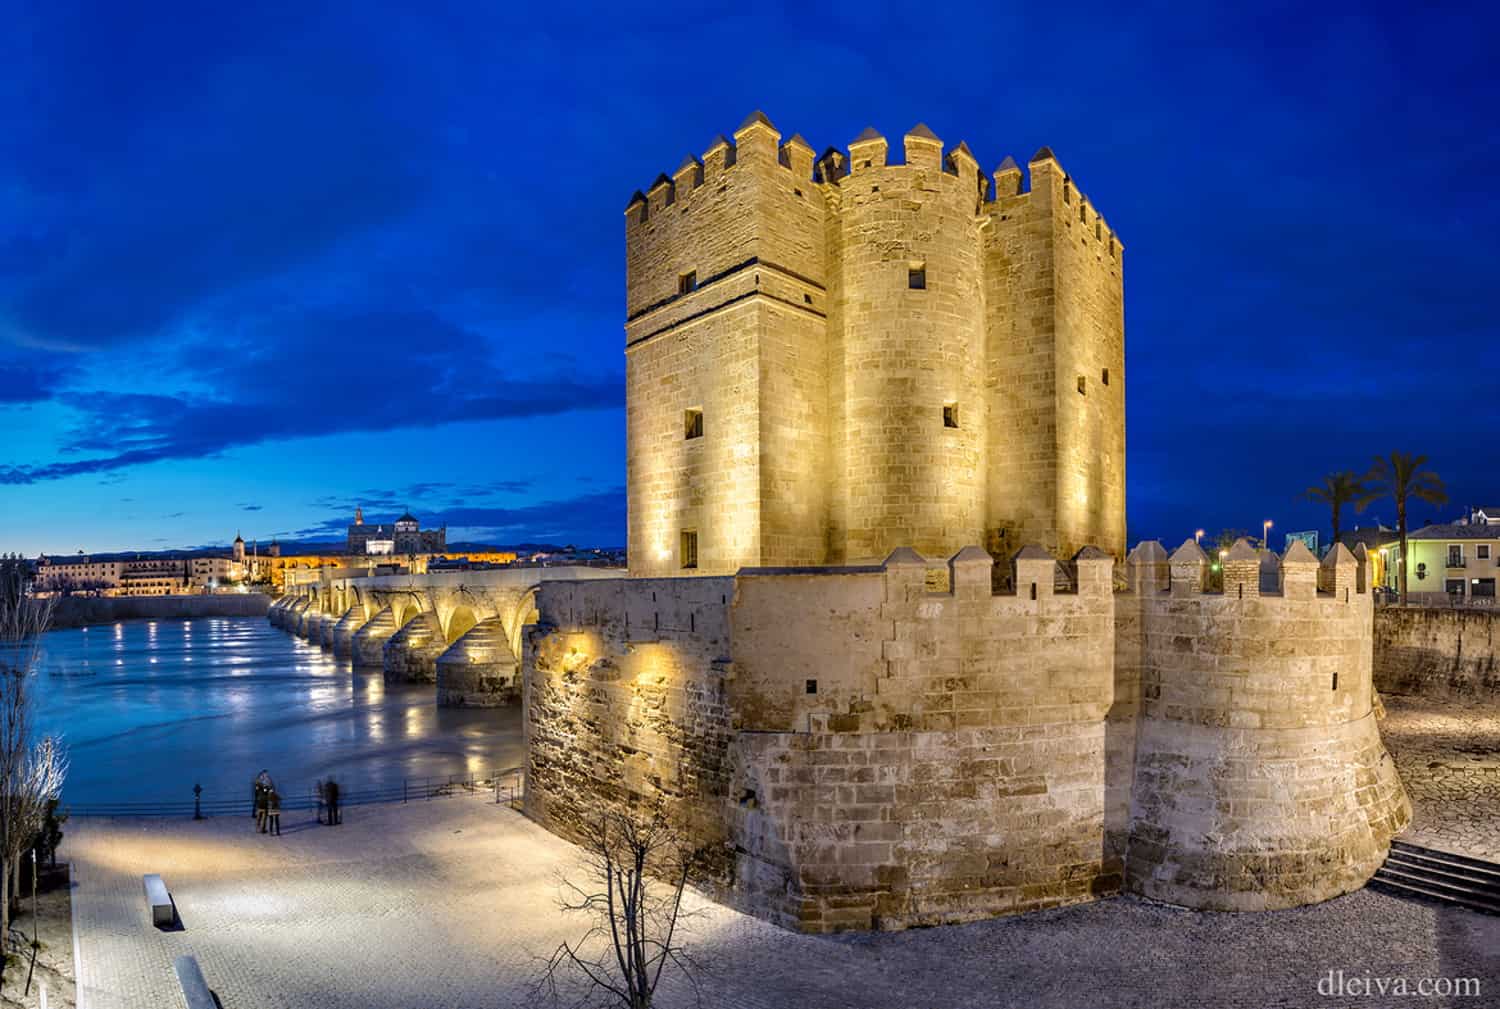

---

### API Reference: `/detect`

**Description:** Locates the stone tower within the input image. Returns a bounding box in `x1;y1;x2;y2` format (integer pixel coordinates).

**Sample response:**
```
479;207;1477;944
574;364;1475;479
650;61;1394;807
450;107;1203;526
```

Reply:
625;113;1125;575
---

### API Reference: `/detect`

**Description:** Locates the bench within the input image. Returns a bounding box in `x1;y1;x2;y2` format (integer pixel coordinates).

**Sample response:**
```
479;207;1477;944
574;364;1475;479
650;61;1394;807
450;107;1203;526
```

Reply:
143;873;173;928
173;955;216;1009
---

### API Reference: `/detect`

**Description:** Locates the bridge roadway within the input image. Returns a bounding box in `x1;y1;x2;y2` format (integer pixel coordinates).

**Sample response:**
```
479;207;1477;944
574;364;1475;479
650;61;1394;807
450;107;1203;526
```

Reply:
268;564;618;706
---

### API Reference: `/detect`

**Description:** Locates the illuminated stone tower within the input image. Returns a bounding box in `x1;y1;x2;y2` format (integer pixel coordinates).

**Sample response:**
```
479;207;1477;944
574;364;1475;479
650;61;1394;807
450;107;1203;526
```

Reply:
625;113;1125;575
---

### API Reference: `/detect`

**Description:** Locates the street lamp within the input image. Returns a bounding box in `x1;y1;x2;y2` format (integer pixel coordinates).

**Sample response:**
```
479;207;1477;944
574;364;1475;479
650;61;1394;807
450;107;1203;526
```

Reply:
1262;520;1273;551
1194;529;1204;545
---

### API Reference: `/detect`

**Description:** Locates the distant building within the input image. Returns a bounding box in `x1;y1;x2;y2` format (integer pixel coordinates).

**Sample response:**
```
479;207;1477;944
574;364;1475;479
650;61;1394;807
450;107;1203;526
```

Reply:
346;508;445;556
1403;522;1499;601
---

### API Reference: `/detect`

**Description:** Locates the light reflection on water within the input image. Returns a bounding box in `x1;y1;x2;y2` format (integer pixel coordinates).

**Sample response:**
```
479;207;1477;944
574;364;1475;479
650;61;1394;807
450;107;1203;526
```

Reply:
33;617;523;806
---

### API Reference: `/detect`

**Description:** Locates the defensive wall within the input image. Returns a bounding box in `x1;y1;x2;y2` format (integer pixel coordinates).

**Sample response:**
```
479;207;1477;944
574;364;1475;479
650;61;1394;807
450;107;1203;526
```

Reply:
268;566;618;706
522;539;1410;932
1373;605;1499;697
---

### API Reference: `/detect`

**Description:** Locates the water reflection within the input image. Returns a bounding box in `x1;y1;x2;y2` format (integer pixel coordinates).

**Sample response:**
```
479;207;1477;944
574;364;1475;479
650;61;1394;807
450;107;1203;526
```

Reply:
34;617;523;806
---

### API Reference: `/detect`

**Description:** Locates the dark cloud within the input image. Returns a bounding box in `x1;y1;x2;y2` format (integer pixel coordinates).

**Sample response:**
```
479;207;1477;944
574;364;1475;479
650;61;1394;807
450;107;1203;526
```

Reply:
239;504;263;512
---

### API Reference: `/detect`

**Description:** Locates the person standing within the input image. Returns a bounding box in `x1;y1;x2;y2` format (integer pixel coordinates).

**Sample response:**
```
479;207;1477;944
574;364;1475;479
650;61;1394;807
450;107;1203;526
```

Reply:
267;790;282;836
326;778;340;826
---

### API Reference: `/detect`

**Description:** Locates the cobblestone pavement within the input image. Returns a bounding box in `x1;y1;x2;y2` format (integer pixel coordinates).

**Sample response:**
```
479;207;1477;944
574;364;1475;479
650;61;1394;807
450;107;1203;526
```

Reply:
1382;694;1500;862
66;797;1497;1009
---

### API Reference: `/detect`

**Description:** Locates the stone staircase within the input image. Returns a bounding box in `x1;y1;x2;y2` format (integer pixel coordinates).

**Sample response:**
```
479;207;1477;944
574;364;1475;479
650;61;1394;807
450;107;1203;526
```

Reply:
1370;840;1500;915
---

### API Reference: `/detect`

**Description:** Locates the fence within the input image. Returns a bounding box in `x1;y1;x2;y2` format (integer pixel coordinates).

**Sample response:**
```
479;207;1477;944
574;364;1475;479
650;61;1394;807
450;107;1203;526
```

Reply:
65;768;525;818
1376;591;1497;609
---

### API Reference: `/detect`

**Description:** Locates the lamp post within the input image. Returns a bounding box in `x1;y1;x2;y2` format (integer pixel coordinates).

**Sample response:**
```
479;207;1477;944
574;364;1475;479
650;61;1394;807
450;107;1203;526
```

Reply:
1262;520;1273;552
1195;529;1204;545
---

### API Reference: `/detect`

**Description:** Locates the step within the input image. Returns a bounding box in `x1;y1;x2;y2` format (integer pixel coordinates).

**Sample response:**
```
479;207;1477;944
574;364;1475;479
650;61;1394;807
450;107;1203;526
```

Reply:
1374;864;1500;905
1382;855;1500;896
1368;875;1500;917
1390;840;1500;878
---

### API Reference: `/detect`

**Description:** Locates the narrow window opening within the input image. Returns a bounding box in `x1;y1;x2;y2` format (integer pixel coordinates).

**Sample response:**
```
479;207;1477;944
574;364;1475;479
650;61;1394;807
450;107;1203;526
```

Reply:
678;270;697;295
803;293;813;305
1029;583;1037;601
680;530;698;570
684;408;704;440
1077;375;1087;395
943;403;959;429
1079;204;1087;224
1102;368;1110;386
908;263;926;290
1063;179;1072;204
1238;584;1243;599
1332;671;1339;691
805;678;818;695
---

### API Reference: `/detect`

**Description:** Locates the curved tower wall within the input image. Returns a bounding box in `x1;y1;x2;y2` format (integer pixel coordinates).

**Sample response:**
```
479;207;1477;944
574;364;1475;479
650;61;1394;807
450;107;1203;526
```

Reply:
828;137;987;562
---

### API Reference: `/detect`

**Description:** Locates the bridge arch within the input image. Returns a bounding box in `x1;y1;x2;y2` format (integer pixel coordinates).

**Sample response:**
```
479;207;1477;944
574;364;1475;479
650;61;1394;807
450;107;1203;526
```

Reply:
445;604;480;644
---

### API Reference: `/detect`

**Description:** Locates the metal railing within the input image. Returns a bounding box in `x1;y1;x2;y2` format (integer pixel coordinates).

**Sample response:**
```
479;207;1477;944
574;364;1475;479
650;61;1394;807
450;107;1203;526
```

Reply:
65;768;525;818
1376;592;1496;608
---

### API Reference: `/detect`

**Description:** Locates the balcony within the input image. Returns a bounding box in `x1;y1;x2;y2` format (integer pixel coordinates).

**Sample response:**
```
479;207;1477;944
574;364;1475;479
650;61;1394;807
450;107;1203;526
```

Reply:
1446;556;1466;569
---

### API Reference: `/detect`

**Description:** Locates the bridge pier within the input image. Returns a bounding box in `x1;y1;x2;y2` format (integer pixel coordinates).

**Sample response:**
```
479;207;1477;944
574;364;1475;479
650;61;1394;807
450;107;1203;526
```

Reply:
301;609;330;642
331;606;369;658
318;613;337;649
267;597;288;628
351;606;410;668
383;612;446;683
436;618;519;706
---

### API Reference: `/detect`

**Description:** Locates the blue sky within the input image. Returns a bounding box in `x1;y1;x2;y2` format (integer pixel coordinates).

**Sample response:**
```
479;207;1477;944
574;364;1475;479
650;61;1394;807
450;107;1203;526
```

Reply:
3;2;1496;556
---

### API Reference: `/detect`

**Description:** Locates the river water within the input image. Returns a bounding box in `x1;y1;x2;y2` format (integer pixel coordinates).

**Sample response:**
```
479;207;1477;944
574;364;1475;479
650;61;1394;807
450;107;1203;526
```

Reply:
31;617;524;810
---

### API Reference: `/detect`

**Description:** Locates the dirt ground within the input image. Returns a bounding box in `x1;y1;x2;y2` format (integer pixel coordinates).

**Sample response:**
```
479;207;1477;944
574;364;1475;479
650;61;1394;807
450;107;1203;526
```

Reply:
0;865;76;1009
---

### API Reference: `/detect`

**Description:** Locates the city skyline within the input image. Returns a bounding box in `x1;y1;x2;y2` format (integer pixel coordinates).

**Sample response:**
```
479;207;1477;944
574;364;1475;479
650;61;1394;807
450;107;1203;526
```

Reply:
5;3;1498;557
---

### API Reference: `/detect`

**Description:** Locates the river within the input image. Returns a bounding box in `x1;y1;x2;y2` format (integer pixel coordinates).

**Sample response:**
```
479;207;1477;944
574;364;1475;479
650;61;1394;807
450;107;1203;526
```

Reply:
30;616;524;810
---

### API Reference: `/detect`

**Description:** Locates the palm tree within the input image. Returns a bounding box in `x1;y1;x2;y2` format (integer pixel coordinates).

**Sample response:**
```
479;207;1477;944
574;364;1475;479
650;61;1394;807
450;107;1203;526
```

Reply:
1303;471;1377;553
1368;452;1449;603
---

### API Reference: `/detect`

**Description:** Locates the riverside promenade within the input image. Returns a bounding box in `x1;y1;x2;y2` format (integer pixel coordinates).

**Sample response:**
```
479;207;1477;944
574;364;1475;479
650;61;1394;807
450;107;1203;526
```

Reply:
66;798;1497;1009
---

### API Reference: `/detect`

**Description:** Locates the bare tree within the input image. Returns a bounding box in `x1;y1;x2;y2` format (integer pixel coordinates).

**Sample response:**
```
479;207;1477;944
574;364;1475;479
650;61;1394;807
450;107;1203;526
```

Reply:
0;558;67;954
537;802;707;1009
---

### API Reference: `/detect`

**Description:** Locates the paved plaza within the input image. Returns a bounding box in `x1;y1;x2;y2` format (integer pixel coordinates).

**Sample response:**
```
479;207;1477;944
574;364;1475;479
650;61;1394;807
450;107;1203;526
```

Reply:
1382;696;1500;863
67;794;1497;1009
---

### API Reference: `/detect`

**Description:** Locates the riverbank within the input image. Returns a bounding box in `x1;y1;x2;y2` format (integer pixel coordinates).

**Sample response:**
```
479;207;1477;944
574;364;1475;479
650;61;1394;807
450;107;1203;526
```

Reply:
46;594;272;629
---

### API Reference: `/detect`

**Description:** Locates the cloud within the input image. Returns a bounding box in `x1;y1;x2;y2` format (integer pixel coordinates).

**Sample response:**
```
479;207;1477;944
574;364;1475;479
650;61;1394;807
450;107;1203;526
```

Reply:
239;503;263;512
284;487;625;547
0;311;622;485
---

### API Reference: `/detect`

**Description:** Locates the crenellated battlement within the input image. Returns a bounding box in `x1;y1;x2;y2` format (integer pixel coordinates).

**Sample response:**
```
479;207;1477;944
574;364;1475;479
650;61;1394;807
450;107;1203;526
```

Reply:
524;537;1408;929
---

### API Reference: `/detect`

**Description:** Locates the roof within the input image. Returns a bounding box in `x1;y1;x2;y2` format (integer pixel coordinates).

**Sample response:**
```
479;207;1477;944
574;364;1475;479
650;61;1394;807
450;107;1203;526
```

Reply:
1474;507;1500;516
906;122;940;142
1338;527;1399;550
996;155;1020;173
851;126;885;144
1408;523;1500;541
735;110;776;133
397;511;418;523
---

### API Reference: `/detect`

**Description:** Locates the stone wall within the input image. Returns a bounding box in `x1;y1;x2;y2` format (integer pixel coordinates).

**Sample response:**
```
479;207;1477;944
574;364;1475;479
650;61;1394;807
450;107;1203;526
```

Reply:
1120;541;1409;910
524;542;1410;933
1374;606;1500;696
48;592;271;629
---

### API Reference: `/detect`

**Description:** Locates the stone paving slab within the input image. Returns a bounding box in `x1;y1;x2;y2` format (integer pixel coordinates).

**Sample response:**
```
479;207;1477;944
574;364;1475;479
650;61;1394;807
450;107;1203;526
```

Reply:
1381;695;1500;862
66;796;1498;1009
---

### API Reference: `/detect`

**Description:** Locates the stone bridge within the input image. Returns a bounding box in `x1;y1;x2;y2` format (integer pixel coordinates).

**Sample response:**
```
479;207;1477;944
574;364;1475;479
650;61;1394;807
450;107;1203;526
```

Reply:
267;565;617;706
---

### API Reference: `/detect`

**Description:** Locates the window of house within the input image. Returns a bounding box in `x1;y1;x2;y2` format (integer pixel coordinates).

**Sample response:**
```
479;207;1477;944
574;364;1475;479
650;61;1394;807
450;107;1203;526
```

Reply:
678;270;697;295
680;530;698;570
1445;578;1465;596
908;263;926;290
1102;368;1110;386
1448;545;1464;567
684;408;703;440
1480;544;1492;560
943;403;959;429
1077;375;1087;395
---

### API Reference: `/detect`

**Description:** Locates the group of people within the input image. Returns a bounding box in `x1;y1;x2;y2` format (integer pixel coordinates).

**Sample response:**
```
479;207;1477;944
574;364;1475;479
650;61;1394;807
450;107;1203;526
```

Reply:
249;769;345;833
252;769;282;835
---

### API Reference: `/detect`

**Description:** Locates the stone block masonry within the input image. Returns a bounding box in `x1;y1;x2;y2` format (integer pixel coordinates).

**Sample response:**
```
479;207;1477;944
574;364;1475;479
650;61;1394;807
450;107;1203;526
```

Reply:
1374;606;1499;697
523;539;1409;932
625;114;1125;577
